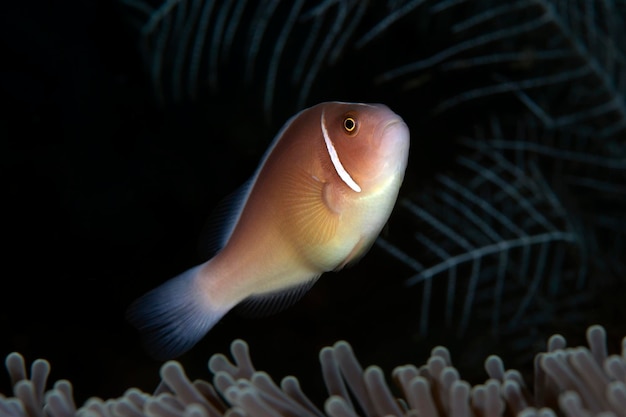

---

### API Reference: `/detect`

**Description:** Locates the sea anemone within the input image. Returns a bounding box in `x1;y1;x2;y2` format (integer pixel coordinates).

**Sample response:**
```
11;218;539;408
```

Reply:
2;324;625;417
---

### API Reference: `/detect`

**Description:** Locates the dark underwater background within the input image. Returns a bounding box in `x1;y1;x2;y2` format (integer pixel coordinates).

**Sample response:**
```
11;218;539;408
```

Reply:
1;0;625;408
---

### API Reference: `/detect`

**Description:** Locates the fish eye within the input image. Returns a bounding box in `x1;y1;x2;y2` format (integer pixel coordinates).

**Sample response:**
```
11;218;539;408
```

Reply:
343;116;357;134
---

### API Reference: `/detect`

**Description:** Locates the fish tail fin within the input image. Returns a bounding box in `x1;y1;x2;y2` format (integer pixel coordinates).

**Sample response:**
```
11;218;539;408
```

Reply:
126;264;228;360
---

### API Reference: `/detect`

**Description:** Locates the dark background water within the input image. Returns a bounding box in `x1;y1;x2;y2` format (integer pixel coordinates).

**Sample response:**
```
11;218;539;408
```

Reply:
0;0;422;404
1;0;625;408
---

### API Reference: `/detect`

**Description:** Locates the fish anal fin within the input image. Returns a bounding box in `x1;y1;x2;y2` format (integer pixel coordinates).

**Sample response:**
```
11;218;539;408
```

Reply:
281;171;339;246
234;277;320;318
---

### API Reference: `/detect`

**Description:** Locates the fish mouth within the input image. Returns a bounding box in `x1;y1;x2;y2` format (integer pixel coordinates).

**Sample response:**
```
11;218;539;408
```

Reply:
371;117;410;179
382;118;406;133
379;118;410;152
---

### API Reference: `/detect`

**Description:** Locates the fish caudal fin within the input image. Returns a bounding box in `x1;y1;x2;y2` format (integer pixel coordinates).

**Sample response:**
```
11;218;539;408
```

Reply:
126;265;228;360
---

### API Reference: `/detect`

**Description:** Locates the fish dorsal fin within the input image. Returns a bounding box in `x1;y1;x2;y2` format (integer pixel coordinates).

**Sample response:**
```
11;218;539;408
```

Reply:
281;170;340;246
198;179;254;258
234;276;320;318
199;110;305;257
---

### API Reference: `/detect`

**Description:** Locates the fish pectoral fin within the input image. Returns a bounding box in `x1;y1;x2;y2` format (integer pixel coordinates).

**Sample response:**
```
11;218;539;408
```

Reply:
282;171;339;245
234;276;320;318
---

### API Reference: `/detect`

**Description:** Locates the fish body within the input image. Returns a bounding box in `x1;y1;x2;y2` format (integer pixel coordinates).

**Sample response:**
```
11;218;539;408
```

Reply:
127;101;410;359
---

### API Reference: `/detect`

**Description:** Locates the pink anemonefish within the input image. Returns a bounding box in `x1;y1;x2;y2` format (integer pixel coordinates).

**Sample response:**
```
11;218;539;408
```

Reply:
127;101;410;359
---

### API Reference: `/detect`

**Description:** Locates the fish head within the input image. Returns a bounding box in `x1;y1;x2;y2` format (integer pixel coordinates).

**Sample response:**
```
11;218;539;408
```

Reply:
320;102;410;193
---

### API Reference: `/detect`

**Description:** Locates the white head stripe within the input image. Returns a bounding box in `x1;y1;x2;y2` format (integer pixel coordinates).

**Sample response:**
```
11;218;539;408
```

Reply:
321;110;362;193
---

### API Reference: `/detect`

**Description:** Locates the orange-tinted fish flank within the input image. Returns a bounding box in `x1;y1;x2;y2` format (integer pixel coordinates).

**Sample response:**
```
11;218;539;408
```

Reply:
127;102;410;359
